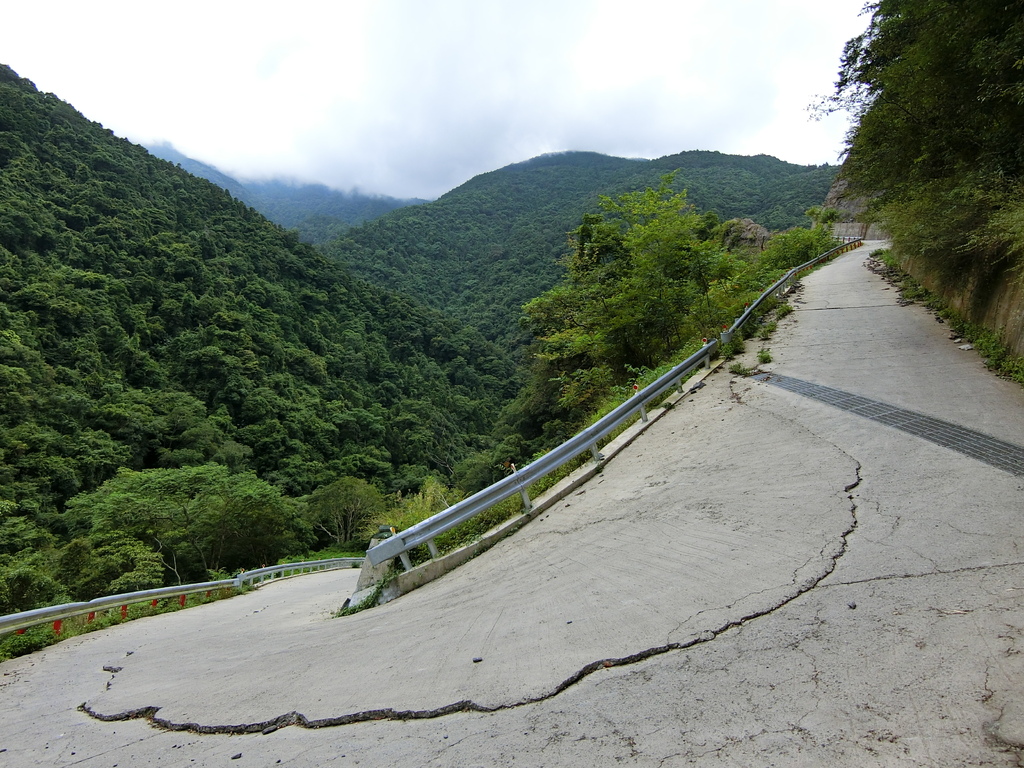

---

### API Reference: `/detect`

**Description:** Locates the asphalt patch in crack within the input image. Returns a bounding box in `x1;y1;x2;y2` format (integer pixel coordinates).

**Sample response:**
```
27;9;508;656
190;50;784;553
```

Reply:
753;373;1024;476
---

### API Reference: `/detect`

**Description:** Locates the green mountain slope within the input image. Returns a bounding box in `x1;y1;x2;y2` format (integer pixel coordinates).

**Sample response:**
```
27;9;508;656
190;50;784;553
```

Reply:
323;151;837;343
0;64;516;527
146;142;424;244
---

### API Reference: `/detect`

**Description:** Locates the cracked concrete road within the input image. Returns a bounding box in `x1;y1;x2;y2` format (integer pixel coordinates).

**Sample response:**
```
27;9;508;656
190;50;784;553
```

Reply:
3;241;1024;766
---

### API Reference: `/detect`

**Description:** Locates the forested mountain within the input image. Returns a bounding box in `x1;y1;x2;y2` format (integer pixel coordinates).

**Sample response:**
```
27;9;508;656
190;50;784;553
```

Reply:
323;151;837;344
0;64;518;599
826;0;1024;354
146;142;424;245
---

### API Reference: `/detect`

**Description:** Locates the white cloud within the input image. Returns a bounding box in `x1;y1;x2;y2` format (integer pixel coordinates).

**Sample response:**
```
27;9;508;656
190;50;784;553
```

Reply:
0;0;868;198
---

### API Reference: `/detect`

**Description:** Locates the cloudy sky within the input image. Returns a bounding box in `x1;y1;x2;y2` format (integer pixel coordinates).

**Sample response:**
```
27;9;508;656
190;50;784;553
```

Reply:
2;0;868;200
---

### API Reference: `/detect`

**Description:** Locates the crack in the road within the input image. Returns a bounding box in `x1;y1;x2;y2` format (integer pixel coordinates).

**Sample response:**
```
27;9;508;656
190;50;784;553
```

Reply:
80;464;866;738
78;368;871;738
820;559;1024;590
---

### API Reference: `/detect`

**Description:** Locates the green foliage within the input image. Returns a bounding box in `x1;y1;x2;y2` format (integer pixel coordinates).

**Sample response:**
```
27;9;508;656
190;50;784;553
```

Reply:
718;338;745;359
757;349;772;364
366;476;464;539
322;151;837;345
498;184;837;459
357;474;523;566
63;465;312;584
304;477;384;548
827;0;1024;286
57;532;163;601
0;64;526;612
758;227;839;273
0;549;68;614
334;567;396;616
522;179;732;419
0;64;518;532
729;362;754;376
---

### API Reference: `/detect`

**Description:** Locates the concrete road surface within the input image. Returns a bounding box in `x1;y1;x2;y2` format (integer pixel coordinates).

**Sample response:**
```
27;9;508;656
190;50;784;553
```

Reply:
3;241;1024;766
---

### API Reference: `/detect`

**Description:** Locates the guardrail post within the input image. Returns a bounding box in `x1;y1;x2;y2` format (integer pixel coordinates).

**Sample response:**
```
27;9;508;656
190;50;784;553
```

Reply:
639;402;648;423
399;552;413;571
590;444;604;462
519;487;532;513
426;538;439;559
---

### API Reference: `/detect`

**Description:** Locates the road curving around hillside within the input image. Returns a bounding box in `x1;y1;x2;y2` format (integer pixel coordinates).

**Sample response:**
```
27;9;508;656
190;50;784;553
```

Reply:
4;241;1024;766
72;373;857;729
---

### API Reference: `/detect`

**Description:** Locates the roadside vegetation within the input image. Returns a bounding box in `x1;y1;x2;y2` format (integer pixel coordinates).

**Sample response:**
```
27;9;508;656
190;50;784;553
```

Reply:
362;187;839;563
0;585;240;662
822;0;1024;327
0;62;837;622
872;250;1024;386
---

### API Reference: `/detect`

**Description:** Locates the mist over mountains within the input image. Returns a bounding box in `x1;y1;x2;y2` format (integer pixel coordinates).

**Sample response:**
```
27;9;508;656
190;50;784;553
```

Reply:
146;142;425;245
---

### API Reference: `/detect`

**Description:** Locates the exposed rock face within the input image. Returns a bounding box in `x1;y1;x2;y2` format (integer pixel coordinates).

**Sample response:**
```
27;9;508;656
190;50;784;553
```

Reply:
822;176;866;221
721;218;770;249
823;175;888;240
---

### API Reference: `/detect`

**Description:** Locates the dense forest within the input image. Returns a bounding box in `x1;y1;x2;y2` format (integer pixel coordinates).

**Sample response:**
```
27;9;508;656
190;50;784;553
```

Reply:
0;64;517;609
451;178;838;490
321;151;837;344
826;0;1024;317
0;58;841;618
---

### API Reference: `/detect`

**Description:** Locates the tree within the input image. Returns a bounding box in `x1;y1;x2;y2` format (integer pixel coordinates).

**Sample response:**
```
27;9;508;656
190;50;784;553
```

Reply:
0;550;68;614
57;532;163;600
523;177;732;413
304;477;384;547
64;465;311;583
824;0;1024;278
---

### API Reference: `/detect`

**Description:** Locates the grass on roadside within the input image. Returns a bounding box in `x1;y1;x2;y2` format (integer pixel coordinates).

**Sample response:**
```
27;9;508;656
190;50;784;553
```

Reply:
876;250;1024;386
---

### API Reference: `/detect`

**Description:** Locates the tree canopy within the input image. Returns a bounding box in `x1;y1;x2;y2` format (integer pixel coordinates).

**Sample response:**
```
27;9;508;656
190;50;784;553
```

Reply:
322;151;837;345
0;63;517;608
826;0;1024;281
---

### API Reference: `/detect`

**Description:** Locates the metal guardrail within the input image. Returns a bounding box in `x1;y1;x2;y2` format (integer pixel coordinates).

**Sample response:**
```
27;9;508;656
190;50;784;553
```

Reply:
0;557;363;636
369;239;864;571
235;557;364;587
0;240;864;635
370;339;718;569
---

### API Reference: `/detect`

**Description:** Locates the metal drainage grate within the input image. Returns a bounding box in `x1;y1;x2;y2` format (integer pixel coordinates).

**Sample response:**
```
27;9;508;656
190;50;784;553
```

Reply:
752;373;1024;476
